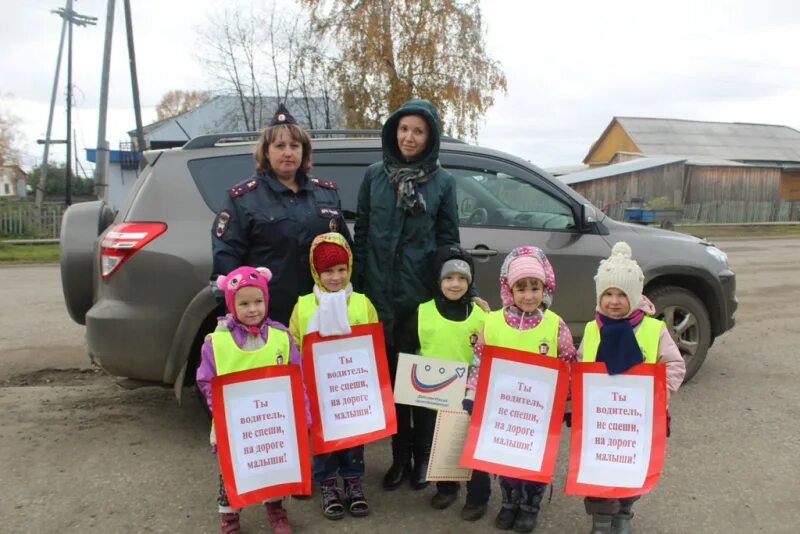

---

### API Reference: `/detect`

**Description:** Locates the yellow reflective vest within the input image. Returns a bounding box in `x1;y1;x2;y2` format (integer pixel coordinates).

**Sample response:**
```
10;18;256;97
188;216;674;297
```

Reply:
295;292;370;348
210;327;291;375
581;316;663;364
417;300;487;363
483;308;560;357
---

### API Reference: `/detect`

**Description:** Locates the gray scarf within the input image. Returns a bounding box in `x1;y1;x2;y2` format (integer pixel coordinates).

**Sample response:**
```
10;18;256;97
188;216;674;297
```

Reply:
387;165;431;216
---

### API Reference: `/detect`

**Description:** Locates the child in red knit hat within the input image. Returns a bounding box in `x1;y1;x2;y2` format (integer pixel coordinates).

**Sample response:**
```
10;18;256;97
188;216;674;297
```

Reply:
289;232;379;520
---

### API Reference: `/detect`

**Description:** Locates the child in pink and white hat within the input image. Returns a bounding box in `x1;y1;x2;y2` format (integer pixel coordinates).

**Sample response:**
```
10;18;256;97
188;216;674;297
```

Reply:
464;246;577;533
196;265;309;534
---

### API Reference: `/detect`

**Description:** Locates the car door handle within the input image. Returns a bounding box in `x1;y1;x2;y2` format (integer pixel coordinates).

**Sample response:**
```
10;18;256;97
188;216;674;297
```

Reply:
466;247;498;258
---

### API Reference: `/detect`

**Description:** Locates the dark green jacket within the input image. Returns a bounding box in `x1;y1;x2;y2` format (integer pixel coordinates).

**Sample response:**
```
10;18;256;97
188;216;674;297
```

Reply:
352;99;460;344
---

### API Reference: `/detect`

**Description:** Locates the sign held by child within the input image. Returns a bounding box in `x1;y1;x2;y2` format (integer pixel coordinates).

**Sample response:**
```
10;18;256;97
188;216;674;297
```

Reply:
565;362;668;497
303;323;396;453
212;364;311;508
461;345;569;483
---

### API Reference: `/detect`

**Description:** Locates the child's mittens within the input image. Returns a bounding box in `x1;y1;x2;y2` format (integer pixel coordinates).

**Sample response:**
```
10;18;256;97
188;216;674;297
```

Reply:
462;398;474;415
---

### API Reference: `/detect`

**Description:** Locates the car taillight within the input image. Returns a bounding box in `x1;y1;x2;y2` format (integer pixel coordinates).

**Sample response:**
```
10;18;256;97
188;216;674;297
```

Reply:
100;222;167;279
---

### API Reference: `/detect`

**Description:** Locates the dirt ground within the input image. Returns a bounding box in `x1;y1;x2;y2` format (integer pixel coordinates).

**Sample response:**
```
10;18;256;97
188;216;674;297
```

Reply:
2;238;799;533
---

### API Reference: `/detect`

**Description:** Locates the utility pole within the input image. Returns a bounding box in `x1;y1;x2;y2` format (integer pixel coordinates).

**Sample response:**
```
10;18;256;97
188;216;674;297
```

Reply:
95;0;115;204
52;2;96;207
35;1;69;219
123;0;145;158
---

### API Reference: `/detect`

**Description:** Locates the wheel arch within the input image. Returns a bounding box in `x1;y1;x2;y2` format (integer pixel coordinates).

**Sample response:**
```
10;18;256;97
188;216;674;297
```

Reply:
164;286;221;402
644;272;720;342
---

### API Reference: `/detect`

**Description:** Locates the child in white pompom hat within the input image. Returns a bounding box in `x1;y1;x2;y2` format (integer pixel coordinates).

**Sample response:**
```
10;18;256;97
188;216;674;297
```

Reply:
578;242;686;534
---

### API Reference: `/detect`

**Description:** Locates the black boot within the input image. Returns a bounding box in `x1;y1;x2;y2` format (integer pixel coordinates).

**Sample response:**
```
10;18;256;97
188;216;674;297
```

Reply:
382;434;411;490
495;481;519;530
513;483;545;533
410;438;431;490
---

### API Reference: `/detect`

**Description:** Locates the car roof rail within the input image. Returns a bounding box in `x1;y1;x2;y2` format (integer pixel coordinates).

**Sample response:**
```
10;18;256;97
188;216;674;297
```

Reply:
182;129;465;149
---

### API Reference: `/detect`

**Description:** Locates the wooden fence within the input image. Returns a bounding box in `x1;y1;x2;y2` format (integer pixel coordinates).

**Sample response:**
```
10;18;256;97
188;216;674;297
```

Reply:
0;202;65;239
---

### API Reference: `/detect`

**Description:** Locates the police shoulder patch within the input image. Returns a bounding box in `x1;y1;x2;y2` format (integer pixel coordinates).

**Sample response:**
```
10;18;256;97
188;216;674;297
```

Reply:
310;177;338;190
214;211;231;237
228;178;259;198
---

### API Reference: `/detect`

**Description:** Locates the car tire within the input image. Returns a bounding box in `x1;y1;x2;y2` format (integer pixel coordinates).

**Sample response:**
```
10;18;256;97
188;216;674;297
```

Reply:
645;285;711;382
60;200;115;325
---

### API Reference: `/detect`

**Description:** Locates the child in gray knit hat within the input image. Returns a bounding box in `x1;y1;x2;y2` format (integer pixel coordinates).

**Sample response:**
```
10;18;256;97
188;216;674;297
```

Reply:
577;242;686;534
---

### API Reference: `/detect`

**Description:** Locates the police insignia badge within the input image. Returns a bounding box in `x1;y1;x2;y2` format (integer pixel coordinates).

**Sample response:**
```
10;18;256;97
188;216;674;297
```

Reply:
214;211;231;237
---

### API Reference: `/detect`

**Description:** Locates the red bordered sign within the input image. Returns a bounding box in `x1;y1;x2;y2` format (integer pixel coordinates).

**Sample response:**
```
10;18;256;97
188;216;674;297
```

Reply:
211;365;311;509
565;362;667;498
460;345;569;483
302;323;397;454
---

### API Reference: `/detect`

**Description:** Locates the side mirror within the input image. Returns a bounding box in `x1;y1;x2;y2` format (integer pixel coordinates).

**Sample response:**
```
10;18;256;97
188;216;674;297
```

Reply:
580;203;597;230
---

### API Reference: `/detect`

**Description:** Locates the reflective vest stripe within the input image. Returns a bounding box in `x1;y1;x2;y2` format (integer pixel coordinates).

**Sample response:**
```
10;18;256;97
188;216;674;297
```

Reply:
296;292;370;347
483;308;560;357
210;327;291;375
581;316;663;364
417;300;487;363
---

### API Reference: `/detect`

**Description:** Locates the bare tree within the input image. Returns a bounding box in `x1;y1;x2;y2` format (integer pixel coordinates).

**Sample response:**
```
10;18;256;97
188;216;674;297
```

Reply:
195;2;334;132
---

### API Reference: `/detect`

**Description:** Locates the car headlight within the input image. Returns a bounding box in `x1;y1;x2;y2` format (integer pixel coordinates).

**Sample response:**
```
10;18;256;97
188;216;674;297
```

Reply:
705;246;729;268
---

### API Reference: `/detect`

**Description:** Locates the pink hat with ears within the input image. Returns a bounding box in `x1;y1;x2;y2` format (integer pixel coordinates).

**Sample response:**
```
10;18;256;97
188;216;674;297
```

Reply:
216;266;272;318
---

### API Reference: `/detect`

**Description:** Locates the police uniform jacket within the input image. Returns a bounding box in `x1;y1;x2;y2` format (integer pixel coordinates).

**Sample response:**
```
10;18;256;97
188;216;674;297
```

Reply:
211;171;351;326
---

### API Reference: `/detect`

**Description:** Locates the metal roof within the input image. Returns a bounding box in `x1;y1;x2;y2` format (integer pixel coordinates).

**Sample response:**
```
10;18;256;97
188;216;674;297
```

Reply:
616;117;800;163
559;156;686;185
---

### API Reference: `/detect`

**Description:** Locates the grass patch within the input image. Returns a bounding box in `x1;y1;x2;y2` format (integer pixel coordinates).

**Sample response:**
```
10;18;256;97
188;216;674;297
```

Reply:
675;223;800;239
0;243;60;263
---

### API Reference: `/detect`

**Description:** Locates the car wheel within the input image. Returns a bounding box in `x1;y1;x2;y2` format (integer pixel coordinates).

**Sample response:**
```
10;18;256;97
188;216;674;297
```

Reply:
60;200;114;324
645;285;711;382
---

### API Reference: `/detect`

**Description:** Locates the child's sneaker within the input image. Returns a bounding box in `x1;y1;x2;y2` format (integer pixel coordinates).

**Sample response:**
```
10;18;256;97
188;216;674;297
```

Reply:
264;501;292;534
320;479;346;520
344;477;370;517
219;511;240;534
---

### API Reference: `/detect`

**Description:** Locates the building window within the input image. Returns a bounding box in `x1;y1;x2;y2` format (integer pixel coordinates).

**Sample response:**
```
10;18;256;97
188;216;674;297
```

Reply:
4;183;9;195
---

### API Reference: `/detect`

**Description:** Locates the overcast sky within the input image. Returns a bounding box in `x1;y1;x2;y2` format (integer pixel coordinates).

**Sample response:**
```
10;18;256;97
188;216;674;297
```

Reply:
3;0;799;173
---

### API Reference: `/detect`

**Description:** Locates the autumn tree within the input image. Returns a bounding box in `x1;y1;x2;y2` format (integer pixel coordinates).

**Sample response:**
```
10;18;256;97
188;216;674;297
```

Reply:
298;0;506;139
155;89;211;121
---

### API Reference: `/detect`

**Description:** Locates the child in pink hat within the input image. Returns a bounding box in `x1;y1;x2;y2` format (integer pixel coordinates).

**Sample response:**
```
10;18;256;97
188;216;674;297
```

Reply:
196;265;309;534
465;246;577;533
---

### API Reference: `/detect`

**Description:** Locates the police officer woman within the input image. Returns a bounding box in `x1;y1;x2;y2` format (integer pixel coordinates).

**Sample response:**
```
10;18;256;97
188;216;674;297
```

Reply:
211;105;350;327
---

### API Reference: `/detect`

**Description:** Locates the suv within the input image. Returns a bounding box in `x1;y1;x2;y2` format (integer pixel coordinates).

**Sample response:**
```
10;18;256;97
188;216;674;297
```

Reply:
60;131;736;398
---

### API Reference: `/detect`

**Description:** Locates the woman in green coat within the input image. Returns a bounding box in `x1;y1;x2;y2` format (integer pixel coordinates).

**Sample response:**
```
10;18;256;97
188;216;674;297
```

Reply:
352;99;461;491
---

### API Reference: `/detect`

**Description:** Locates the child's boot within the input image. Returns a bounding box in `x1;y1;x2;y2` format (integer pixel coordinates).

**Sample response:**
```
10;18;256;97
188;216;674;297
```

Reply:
320;479;345;520
495;480;519;530
590;513;614;534
513;483;545;533
219;511;240;534
264;500;292;534
611;511;632;534
344;476;370;517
